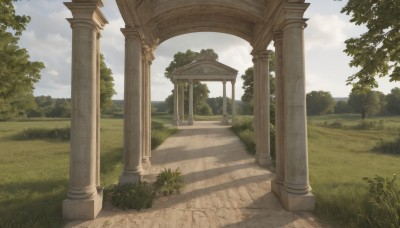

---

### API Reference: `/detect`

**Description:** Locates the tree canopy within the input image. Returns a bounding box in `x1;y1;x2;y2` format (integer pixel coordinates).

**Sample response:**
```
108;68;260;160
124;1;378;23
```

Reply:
386;87;400;114
0;0;44;120
100;54;116;113
348;90;381;119
306;91;335;115
341;0;400;91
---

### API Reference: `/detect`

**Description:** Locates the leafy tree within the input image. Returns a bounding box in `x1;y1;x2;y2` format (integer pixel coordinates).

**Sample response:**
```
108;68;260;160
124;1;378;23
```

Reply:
334;100;352;114
164;49;216;114
0;0;44;120
386;87;400;114
196;101;213;115
341;1;400;91
100;54;116;113
49;98;71;118
306;91;335;115
207;97;232;115
348;90;381;119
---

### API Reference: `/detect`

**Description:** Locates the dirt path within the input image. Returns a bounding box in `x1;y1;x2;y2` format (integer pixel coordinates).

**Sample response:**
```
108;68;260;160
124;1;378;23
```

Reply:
66;121;322;228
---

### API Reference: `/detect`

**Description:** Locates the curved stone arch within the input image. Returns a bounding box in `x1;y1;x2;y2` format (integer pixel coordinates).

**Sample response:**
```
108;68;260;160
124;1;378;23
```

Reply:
63;0;314;221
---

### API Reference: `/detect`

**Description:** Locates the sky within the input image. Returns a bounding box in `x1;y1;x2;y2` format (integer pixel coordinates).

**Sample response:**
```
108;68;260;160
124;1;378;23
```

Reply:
14;0;399;101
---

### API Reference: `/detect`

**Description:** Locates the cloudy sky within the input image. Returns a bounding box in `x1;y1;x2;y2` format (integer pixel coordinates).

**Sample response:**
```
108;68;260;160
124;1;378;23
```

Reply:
14;0;399;101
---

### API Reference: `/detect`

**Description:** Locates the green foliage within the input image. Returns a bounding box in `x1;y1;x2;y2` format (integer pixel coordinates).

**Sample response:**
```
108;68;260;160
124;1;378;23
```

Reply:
386;87;400;115
374;137;400;155
207;97;232;115
196;101;213;115
231;116;275;160
154;168;184;196
341;0;400;90
19;127;70;141
306;91;335;115
334;100;351;114
348;90;381;119
354;120;384;130
100;54;116;113
110;182;155;211
358;175;400;228
151;121;178;149
0;0;31;37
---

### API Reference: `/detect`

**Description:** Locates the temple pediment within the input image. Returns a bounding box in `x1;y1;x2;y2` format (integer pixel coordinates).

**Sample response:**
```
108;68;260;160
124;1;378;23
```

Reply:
173;60;238;81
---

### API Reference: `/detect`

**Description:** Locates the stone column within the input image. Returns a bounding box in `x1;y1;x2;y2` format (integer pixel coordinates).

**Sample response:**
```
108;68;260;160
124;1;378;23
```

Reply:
231;81;236;125
178;83;185;123
222;80;228;124
96;33;101;188
119;28;143;184
141;48;150;165
172;81;180;125
252;56;259;163
146;55;153;159
280;3;314;212
188;80;194;125
272;32;285;197
63;1;107;220
254;50;272;167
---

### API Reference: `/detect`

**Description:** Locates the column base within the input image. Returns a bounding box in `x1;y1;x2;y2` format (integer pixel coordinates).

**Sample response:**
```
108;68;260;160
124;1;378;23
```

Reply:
172;119;180;126
222;116;229;125
258;155;272;167
271;180;282;197
142;157;151;169
280;188;315;212
63;187;103;220
119;171;143;184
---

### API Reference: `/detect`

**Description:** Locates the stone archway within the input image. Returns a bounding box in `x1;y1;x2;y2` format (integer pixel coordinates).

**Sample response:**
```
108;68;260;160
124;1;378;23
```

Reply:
63;0;314;220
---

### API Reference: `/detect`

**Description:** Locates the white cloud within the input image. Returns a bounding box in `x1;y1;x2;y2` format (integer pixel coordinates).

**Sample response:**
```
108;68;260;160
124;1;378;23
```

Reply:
305;14;351;51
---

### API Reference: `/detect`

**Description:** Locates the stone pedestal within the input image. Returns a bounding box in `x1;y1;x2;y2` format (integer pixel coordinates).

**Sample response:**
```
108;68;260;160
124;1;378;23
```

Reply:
280;189;315;211
63;188;103;220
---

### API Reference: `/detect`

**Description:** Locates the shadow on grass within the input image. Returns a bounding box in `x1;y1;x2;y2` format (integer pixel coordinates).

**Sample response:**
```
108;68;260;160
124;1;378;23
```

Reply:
0;179;68;228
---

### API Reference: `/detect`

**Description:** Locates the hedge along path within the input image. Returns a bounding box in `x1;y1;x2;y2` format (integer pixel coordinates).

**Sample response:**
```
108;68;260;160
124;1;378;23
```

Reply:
66;121;322;228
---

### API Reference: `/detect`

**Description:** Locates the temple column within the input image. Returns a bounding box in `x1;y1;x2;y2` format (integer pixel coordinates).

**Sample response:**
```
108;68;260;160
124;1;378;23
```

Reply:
272;32;285;197
188;80;194;125
119;28;144;184
63;1;107;220
141;48;150;165
253;50;272;167
231;81;236;125
252;56;259;163
146;55;153;159
172;81;180;125
178;83;185;123
280;3;315;211
95;33;100;188
222;80;228;124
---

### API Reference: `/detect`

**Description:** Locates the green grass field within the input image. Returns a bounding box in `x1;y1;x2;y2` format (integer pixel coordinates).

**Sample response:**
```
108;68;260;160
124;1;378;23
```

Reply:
0;113;399;227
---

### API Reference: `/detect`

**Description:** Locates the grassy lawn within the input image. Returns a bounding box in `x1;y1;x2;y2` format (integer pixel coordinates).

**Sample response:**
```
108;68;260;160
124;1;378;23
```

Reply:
0;115;176;227
1;114;399;227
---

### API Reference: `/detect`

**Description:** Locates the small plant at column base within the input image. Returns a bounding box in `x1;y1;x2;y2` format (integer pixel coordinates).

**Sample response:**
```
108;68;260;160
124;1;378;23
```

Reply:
154;168;184;196
110;182;155;211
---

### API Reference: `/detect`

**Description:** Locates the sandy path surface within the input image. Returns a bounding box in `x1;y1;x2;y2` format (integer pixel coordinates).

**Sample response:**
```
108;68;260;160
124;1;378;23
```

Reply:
66;121;322;228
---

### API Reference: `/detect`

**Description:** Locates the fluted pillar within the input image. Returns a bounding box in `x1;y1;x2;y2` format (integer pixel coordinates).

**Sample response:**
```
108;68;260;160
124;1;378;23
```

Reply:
280;3;314;212
172;81;180;125
253;50;272;167
231;81;236;125
178;83;185;123
63;1;107;220
252;56;259;162
188;80;194;125
222;80;228;124
272;32;285;197
141;48;153;166
119;28;144;184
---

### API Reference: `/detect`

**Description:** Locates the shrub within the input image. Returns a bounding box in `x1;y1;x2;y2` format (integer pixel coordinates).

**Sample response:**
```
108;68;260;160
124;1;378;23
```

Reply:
154;168;184;196
110;182;155;211
354;120;384;130
358;175;400;227
374;137;400;155
329;120;343;129
151;121;165;131
19;127;70;141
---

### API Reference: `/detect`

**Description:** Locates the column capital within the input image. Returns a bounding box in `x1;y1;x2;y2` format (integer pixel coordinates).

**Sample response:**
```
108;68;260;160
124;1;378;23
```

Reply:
188;79;193;84
65;2;108;31
252;49;270;60
122;28;144;43
222;80;226;84
273;32;283;43
142;45;155;63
